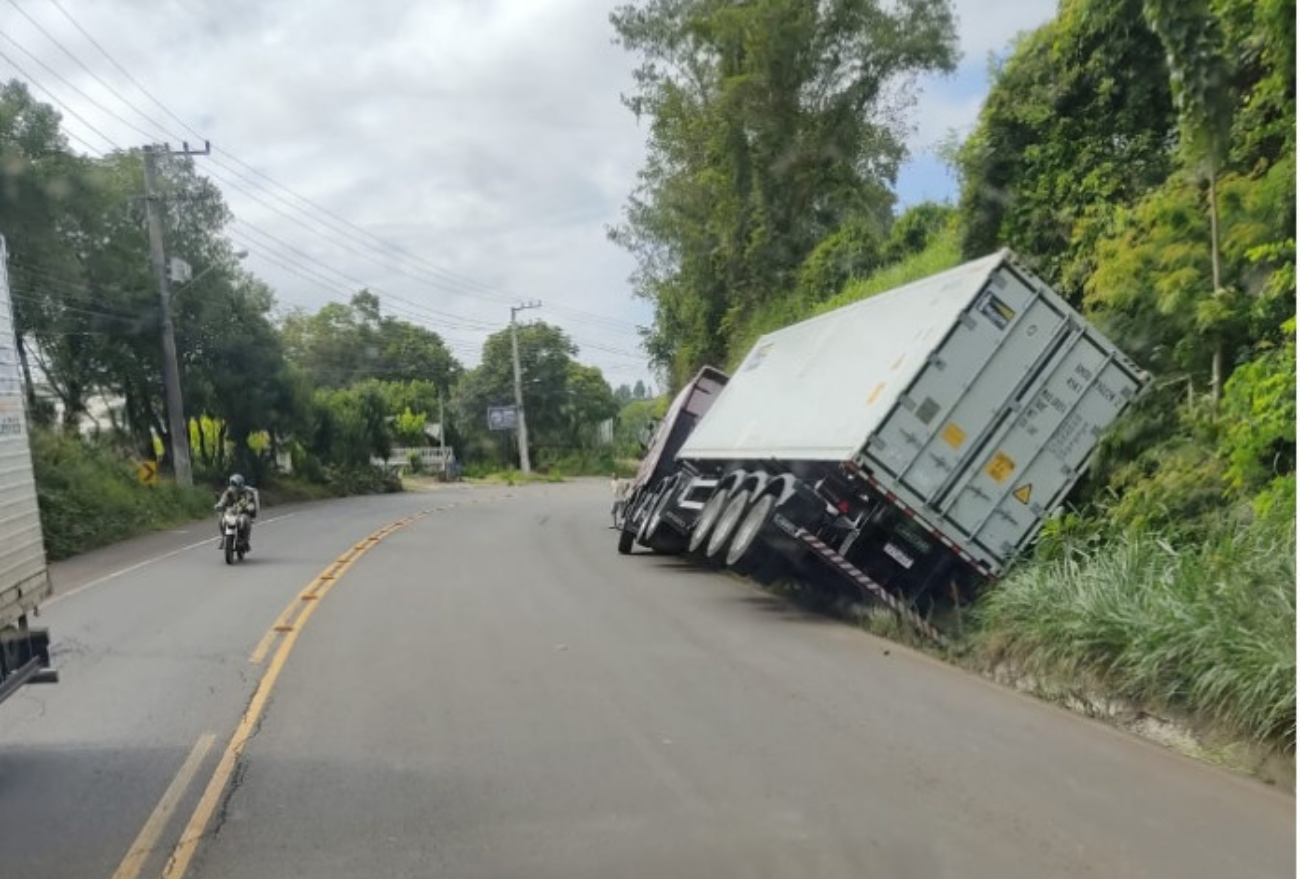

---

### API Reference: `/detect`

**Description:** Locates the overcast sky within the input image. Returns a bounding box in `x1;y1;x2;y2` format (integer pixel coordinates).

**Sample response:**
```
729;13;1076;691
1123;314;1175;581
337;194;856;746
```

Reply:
2;0;1057;391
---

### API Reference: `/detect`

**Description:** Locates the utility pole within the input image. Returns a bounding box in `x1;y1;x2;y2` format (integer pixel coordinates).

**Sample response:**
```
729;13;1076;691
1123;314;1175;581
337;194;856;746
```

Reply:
143;141;209;488
509;301;541;473
438;390;447;479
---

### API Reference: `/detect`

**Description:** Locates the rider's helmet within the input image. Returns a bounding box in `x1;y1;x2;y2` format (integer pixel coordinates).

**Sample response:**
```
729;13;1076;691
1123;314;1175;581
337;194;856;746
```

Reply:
229;474;245;489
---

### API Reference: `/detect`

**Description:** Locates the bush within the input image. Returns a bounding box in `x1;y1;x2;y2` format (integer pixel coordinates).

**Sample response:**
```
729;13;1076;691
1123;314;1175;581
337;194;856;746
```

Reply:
30;429;214;560
533;447;615;477
321;465;402;496
977;517;1296;750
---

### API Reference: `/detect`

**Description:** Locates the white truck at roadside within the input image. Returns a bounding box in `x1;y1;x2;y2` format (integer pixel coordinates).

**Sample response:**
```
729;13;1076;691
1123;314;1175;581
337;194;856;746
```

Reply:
0;235;57;706
616;249;1149;631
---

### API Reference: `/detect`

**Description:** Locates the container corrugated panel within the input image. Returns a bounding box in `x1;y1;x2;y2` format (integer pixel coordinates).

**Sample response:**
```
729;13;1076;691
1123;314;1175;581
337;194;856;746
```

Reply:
0;236;51;627
679;252;1008;461
859;253;1148;573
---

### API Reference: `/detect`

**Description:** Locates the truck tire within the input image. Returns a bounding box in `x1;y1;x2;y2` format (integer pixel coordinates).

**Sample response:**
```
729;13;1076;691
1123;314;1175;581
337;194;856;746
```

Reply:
688;487;730;555
638;479;677;551
705;489;752;562
617;528;635;555
726;492;776;574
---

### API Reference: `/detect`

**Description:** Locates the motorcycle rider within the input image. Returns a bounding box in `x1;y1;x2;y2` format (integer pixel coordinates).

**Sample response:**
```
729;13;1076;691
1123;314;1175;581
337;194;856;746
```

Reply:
214;473;257;550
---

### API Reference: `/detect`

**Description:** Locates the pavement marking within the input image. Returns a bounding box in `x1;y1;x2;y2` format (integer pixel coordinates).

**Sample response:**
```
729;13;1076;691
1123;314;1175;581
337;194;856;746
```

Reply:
246;501;479;664
48;513;300;607
109;732;216;879
162;512;431;879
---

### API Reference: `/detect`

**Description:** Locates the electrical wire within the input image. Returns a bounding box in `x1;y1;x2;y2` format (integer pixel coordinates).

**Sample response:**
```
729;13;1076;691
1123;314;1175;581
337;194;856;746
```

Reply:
0;43;120;151
3;11;650;374
36;0;644;332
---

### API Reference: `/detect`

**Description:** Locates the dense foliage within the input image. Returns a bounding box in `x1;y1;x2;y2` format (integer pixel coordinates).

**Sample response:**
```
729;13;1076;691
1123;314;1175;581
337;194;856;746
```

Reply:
614;0;1295;749
610;0;958;383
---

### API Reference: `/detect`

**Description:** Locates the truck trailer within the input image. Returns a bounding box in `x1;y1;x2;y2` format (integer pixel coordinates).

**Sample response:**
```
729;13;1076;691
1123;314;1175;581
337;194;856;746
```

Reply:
616;250;1149;623
0;236;56;706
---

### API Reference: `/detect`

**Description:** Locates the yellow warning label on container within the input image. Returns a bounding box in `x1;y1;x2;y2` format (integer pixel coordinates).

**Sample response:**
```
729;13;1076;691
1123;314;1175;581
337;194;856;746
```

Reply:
986;452;1016;483
941;422;966;449
1012;483;1033;504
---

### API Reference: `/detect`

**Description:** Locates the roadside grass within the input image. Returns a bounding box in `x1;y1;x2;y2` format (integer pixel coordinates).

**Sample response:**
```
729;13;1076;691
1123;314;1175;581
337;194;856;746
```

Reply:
743;513;1294;776
468;469;565;486
32;431;408;560
32;429;213;560
973;520;1296;753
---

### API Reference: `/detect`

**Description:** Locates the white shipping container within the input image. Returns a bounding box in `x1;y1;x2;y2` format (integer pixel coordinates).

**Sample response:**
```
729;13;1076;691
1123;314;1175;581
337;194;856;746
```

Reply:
0;237;51;629
678;249;1148;574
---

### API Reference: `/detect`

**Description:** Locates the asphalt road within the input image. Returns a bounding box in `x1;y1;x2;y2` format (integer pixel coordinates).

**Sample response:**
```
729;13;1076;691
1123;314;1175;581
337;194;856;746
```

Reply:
0;480;1292;879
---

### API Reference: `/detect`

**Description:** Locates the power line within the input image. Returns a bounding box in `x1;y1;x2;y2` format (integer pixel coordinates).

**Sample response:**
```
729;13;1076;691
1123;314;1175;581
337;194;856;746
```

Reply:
228;218;504;334
5;11;651;372
39;0;642;332
229;236;484;358
0;25;160;143
0;43;119;151
47;0;201;138
203;156;650;343
8;285;153;327
4;0;171;140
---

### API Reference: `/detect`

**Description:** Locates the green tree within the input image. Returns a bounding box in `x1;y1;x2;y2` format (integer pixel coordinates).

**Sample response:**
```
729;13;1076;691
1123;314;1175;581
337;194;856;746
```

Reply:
0;80;103;419
1141;0;1235;406
282;291;460;391
309;383;392;468
610;0;958;383
956;0;1177;301
884;202;954;264
561;363;620;448
794;216;885;305
453;322;618;466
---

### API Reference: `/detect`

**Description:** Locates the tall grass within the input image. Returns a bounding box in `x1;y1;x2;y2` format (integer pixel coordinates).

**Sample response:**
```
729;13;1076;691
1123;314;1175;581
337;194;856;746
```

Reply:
977;520;1296;750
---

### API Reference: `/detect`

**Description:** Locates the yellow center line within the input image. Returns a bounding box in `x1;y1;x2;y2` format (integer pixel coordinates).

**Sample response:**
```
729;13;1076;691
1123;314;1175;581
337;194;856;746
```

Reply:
110;732;216;879
162;511;432;879
246;501;485;665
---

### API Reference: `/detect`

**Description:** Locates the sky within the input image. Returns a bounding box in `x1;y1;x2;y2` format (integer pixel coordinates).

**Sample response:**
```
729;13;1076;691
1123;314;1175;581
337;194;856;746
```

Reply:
1;0;1058;392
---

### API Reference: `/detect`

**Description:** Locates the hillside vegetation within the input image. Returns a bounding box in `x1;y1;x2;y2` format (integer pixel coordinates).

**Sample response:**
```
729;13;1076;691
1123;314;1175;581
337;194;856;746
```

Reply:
611;0;1295;753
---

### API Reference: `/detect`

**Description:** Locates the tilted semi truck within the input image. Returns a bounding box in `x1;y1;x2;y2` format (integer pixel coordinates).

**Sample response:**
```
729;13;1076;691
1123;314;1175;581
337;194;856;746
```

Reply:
0;236;56;706
616;250;1149;623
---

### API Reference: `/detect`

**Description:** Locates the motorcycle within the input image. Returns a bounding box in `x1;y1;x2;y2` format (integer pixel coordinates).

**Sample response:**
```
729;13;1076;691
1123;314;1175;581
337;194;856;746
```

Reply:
218;500;253;565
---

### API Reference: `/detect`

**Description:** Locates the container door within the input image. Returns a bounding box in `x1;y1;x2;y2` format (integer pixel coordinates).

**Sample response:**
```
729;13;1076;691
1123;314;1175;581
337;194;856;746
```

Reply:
942;335;1145;561
865;266;1070;504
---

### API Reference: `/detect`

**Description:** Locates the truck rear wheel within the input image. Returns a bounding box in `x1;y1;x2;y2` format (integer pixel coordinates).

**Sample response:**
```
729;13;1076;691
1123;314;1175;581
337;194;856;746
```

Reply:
706;490;752;562
638;479;678;552
688;484;731;555
726;493;775;573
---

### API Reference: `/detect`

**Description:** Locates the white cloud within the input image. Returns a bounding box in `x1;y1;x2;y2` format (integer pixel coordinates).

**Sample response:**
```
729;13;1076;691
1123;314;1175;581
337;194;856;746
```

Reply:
1;0;1056;384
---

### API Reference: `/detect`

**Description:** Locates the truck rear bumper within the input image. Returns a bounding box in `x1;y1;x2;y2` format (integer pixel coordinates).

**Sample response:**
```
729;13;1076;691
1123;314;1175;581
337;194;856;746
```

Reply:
0;625;56;707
